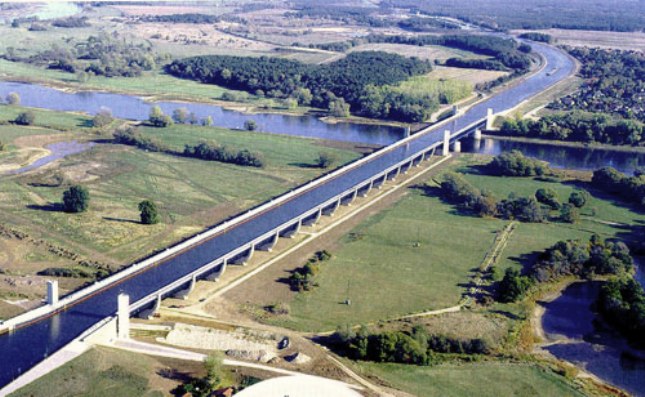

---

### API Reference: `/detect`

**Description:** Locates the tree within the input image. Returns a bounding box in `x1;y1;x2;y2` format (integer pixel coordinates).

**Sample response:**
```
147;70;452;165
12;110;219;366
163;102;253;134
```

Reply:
63;185;90;213
6;92;20;105
497;267;532;302
14;111;35;126
316;152;337;169
138;200;160;225
329;98;350;117
201;116;213;126
148;105;173;127
172;107;190;124
568;190;588;208
92;107;113;128
203;352;223;390
243;119;257;131
560;203;580;223
535;188;560;209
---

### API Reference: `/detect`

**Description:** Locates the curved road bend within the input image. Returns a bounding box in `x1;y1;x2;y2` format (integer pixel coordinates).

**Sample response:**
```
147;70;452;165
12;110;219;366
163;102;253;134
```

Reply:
0;42;574;388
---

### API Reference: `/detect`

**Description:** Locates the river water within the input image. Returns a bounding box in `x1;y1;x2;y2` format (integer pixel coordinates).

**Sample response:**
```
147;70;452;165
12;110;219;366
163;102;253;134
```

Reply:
0;81;405;145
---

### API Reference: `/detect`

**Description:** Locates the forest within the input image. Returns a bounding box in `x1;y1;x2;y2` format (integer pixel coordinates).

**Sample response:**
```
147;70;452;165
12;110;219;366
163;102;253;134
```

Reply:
382;0;645;31
167;51;438;122
498;112;645;146
550;48;645;122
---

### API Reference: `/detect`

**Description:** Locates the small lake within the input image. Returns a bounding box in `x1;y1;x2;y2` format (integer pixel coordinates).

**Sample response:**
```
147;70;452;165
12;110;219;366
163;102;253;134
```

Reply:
0;81;405;146
542;271;645;396
7;140;95;175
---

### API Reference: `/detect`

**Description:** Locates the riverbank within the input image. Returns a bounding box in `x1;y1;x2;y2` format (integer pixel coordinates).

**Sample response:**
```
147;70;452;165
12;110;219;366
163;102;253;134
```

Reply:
483;134;645;154
532;279;644;397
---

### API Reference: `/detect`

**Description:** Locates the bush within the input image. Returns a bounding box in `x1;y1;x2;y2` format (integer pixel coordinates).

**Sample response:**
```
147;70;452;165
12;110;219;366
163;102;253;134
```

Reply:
148;106;173;127
14;111;35;126
63;185;90;213
243;119;257;131
489;150;548;176
92;107;114;128
560;203;579;223
535;188;560;209
568;190;588;208
316;152;337;168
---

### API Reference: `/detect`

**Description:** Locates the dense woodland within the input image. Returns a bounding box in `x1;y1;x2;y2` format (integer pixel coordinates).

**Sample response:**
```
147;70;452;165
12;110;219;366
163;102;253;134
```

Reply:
141;13;220;24
381;0;645;31
550;48;645;122
167;51;439;121
498;113;645;146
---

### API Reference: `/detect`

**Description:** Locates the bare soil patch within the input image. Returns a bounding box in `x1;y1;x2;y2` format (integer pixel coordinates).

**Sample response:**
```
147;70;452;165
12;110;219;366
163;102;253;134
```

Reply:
514;29;645;51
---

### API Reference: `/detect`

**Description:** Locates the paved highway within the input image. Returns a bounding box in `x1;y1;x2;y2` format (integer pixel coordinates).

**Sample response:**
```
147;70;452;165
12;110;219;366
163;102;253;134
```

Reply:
0;41;575;389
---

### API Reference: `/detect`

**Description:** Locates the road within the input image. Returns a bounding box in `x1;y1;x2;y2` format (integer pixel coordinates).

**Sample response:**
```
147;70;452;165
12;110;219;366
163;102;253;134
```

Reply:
0;41;575;390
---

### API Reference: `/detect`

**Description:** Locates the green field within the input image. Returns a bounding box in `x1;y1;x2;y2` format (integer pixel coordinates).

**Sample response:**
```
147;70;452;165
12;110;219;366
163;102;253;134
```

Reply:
0;109;359;272
356;361;584;397
273;154;645;332
275;182;507;331
8;347;218;397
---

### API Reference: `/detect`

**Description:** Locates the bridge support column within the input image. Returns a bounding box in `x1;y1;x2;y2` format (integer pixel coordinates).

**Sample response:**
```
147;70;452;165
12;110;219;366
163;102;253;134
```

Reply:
206;260;227;281
324;199;341;217
442;130;450;156
404;126;411;137
345;189;358;206
117;293;130;339
257;232;279;252
46;280;58;306
452;140;461;153
486;108;494;130
361;181;373;197
283;219;302;239
474;128;482;140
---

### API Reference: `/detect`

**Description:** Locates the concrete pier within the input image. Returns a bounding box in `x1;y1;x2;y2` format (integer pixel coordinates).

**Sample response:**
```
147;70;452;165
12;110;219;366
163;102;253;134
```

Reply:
442;130;451;156
46;280;58;306
452;141;461;153
256;232;279;252
117;294;130;339
486;108;494;130
474;128;482;140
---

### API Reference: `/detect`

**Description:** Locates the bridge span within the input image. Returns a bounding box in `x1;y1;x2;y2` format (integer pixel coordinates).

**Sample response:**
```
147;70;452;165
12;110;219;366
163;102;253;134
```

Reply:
0;41;575;391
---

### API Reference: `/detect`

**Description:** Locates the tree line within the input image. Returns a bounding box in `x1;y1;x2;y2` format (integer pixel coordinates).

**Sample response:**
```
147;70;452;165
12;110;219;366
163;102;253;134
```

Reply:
550;48;645;122
517;32;554;43
166;51;434;122
438;152;587;224
498;112;645;146
288;250;331;291
141;13;220;24
598;277;645;348
328;324;489;366
307;34;532;71
113;126;264;168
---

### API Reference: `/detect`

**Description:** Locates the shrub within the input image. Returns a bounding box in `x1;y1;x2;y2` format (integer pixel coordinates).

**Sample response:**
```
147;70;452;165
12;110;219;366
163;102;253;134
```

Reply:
14;111;35;126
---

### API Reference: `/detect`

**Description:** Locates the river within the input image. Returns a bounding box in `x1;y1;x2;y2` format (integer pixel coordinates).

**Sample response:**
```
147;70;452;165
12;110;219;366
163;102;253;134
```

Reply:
0;81;405;146
542;262;645;396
